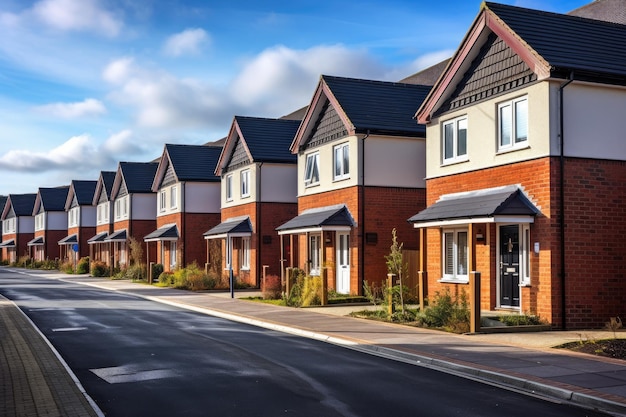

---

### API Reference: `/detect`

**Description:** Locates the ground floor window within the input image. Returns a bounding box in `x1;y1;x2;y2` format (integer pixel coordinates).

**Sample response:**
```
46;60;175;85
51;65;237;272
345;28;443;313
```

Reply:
241;237;250;270
309;234;321;276
442;229;468;282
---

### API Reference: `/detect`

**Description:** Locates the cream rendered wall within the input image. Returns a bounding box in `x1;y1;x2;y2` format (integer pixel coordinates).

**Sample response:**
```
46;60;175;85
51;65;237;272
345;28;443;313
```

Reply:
185;182;220;213
364;136;426;188
80;206;96;227
47;212;67;230
562;82;626;160
297;135;359;197
222;164;258;208
425;82;552;180
260;164;297;203
131;194;156;220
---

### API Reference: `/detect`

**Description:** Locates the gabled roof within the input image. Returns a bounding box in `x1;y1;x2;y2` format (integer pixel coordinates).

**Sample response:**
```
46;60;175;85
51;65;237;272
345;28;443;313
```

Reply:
0;196;7;216
408;185;539;227
276;205;355;233
216;117;301;176
152;144;222;191
58;234;78;245
27;236;44;246
92;171;117;205
2;193;37;219
112;162;159;199
87;232;108;243
568;0;626;25
105;229;127;242
292;75;431;152
417;2;626;123
34;186;70;214
65;180;97;210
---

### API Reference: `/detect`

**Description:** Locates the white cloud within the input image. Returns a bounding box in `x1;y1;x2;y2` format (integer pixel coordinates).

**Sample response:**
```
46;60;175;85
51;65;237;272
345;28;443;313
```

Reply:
34;98;106;118
103;57;136;84
387;49;454;81
32;0;122;37
163;28;209;57
101;129;144;155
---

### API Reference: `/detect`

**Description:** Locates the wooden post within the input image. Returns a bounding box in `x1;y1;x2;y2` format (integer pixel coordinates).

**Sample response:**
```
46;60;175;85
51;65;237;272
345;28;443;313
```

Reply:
321;232;327;306
418;227;427;311
279;234;285;291
387;273;395;316
470;271;481;333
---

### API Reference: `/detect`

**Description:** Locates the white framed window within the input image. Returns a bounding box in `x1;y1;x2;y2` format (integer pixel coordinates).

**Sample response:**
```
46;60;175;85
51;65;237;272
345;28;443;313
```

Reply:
304;152;320;187
442;229;468;282
3;217;16;234
521;224;531;285
159;190;167;212
170;241;177;269
442;116;468;164
241;170;250;198
170;186;178;209
241;237;250;270
122;196;128;216
498;96;528;150
309;234;321;276
35;213;45;231
97;203;109;225
115;197;128;219
226;174;233;202
115;200;121;219
68;207;79;227
333;143;350;181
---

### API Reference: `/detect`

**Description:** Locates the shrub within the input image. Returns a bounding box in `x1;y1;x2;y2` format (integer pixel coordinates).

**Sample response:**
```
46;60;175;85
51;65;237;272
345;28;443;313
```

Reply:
262;275;282;300
40;259;59;270
90;261;109;277
421;288;470;333
76;257;90;274
123;264;146;281
60;261;75;274
158;271;175;286
301;276;322;307
151;263;164;282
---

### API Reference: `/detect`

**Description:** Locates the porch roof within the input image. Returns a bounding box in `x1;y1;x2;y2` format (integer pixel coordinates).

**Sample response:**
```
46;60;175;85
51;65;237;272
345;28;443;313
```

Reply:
87;232;108;244
58;234;78;245
204;216;252;240
0;239;15;248
276;205;355;235
144;224;179;242
409;185;539;228
27;237;44;246
105;229;127;242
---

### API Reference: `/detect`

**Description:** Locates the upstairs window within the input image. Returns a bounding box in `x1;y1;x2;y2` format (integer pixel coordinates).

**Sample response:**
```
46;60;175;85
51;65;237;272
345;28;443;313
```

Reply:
241;170;250;198
68;207;79;227
333;143;350;181
170;186;178;209
442;116;467;164
498;97;528;150
304;152;320;186
159;190;166;212
35;213;45;231
226;174;233;202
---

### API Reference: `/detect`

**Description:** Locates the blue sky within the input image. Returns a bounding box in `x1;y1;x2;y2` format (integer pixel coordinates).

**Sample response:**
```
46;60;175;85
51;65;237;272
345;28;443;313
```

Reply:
0;0;588;195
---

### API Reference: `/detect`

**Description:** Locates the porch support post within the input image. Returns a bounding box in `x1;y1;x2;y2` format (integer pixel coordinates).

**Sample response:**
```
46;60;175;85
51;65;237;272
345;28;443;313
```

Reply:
418;227;427;312
321;232;327;306
279;234;285;290
468;223;481;333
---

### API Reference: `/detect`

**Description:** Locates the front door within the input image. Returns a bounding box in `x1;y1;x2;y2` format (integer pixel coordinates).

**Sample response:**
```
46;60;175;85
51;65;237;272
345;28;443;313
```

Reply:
336;233;350;294
499;225;520;307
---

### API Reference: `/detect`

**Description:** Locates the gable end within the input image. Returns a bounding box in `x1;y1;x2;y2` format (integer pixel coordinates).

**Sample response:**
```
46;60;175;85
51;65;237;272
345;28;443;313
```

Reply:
302;100;348;151
70;195;79;208
437;33;537;116
224;137;251;173
98;188;108;204
162;162;177;187
118;181;129;198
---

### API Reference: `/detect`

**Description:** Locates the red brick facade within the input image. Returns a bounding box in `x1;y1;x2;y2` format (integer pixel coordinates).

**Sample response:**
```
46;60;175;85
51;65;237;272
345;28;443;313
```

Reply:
295;185;426;294
32;229;65;261
423;156;626;329
221;202;297;287
2;231;34;263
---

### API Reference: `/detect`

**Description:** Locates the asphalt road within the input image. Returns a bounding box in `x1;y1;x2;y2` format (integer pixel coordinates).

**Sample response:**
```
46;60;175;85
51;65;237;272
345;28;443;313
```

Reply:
0;272;612;417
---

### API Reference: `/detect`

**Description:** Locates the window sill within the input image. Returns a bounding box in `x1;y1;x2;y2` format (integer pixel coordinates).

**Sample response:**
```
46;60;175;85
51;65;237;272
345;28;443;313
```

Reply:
241;267;250;271
437;278;469;284
496;143;529;155
519;282;531;288
440;157;469;167
332;176;350;183
304;183;320;189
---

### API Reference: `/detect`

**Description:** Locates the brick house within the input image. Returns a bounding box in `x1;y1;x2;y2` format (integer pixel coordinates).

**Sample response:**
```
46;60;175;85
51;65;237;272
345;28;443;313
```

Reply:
410;2;626;329
0;195;7;262
277;75;431;294
59;180;97;262
1;193;36;264
107;162;158;269
29;186;70;261
146;144;222;273
205;116;301;287
87;171;117;264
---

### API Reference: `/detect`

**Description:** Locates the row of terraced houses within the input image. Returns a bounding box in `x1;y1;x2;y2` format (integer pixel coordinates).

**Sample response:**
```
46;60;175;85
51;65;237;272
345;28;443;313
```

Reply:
2;1;626;329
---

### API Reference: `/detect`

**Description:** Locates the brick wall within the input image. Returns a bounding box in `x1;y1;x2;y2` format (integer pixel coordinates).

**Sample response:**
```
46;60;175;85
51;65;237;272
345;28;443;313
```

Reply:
297;185;426;294
424;156;626;328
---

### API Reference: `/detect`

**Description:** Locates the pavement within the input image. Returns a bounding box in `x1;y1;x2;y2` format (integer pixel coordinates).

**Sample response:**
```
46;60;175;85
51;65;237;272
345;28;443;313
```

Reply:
3;268;626;416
